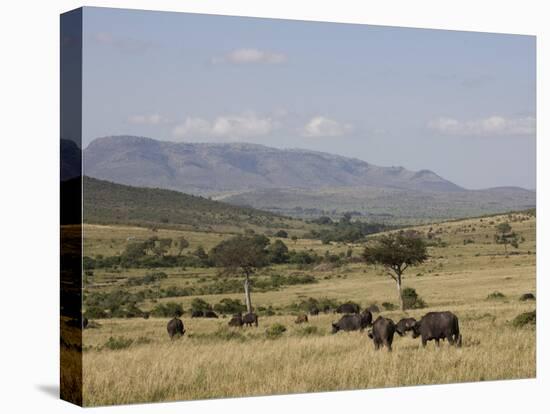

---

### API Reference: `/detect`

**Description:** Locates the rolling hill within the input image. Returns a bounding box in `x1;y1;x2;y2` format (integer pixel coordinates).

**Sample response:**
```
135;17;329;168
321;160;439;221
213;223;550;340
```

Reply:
82;177;304;232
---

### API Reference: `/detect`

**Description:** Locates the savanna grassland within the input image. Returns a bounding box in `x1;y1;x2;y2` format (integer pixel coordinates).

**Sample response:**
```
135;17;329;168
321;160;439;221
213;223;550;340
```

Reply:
80;211;536;406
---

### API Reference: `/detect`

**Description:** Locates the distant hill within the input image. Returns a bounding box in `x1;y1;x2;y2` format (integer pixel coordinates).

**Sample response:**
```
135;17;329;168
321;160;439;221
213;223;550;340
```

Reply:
82;177;299;231
218;186;536;224
83;135;535;223
84;135;463;194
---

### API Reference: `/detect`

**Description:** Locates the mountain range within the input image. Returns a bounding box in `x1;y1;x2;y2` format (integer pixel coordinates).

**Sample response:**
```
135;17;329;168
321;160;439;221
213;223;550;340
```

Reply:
83;136;463;193
80;135;535;223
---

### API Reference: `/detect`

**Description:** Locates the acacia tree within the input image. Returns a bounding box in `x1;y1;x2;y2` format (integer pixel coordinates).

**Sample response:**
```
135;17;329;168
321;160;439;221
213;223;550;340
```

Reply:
210;235;270;313
494;222;520;254
363;231;428;311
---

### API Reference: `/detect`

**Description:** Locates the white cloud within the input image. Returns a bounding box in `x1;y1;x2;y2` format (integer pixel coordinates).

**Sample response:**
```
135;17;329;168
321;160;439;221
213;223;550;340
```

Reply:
428;115;535;136
172;113;277;140
212;48;287;65
127;114;166;125
301;116;354;138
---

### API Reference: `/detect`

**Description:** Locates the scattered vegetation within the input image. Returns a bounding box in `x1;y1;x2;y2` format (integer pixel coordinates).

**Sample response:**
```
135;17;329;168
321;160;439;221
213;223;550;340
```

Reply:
102;336;134;351
487;291;506;300
401;287;427;310
512;311;536;328
265;323;287;339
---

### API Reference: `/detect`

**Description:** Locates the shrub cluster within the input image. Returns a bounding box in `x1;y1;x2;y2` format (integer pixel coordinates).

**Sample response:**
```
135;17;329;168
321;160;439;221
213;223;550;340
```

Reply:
150;302;183;318
487;291;506;300
402;287;427;310
512;311;536;328
265;323;287;339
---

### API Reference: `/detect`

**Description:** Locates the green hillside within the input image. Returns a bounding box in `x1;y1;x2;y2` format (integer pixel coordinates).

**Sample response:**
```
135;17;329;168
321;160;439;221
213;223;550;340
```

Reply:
82;177;302;232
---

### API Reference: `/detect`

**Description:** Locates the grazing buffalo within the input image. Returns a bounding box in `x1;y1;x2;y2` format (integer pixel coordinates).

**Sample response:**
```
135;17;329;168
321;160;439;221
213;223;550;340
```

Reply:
368;316;396;351
295;314;309;324
243;312;259;327
204;310;219;318
309;307;320;316
336;303;361;314
519;293;536;301
412;311;462;347
167;317;185;339
395;318;417;336
228;313;243;327
142;312;150;320
191;310;204;318
331;311;372;333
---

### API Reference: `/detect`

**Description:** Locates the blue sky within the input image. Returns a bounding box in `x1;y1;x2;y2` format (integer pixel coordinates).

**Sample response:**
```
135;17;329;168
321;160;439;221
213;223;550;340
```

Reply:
82;7;536;190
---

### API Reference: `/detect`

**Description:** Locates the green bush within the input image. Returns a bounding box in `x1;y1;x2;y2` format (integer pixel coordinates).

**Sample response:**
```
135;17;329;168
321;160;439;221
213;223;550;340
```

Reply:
151;302;183;317
190;298;212;313
402;287;427;309
382;302;397;311
265;323;287;339
103;336;133;351
487;291;506;300
213;298;246;314
512;311;536;328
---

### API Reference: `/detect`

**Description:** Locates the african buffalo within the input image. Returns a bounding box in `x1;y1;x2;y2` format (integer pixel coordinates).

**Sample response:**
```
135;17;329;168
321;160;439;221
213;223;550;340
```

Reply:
295;314;309;324
336;303;361;314
167;317;185;339
243;312;258;327
204;310;219;318
331;311;372;333
412;311;462;347
228;313;243;327
309;307;320;316
519;293;536;301
191;310;204;318
368;316;396;351
395;317;417;336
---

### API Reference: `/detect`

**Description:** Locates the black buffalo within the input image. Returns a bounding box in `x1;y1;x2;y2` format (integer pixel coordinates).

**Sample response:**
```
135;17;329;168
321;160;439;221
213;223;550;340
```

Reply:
243;312;258;327
204;310;219;318
309;307;320;316
412;311;462;347
395;318;417;336
331;311;372;333
191;310;204;318
228;313;243;327
167;317;185;339
368;316;396;351
336;303;361;314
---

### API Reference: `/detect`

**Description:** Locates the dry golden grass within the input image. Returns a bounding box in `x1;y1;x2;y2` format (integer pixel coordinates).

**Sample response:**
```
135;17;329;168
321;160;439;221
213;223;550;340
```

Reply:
81;212;536;406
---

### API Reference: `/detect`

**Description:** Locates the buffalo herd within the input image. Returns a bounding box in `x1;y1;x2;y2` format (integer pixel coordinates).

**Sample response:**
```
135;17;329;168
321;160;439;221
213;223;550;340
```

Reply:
165;305;462;352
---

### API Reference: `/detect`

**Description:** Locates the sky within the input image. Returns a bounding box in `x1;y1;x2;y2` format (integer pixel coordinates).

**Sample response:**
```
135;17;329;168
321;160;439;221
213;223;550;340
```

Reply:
81;7;536;190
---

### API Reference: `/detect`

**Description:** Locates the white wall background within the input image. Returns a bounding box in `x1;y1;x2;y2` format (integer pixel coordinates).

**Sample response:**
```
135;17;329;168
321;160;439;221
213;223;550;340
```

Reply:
0;1;547;413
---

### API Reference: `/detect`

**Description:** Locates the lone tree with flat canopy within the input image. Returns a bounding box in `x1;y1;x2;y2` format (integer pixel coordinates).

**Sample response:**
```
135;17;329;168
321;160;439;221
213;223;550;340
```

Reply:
363;230;428;311
210;234;270;313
